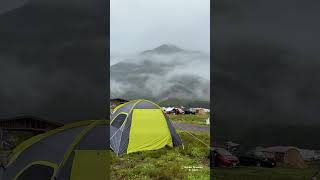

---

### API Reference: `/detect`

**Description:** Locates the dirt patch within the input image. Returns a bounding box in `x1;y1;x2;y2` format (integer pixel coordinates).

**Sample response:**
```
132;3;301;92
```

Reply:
172;121;210;133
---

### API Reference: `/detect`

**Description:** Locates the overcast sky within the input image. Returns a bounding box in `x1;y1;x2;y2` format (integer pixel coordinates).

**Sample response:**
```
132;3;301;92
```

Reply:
111;0;210;54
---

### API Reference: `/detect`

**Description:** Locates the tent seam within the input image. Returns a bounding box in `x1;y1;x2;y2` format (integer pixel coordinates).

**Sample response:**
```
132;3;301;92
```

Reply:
52;121;100;178
116;100;141;156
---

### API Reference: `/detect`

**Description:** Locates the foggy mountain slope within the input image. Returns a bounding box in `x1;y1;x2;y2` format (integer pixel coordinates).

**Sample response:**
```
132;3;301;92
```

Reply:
213;42;320;149
214;0;320;125
110;44;210;101
0;0;107;122
0;0;29;15
213;0;320;149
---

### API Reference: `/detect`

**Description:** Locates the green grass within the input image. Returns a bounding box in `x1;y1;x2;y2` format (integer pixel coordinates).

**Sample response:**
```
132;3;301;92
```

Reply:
111;131;210;180
169;114;209;125
308;160;320;169
213;165;320;180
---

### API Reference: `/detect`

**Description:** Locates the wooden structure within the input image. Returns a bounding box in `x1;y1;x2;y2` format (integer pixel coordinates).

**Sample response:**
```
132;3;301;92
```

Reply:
0;116;64;151
0;115;63;133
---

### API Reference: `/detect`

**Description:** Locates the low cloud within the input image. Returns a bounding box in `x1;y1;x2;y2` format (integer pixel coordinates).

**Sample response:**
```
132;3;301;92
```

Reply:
110;50;210;101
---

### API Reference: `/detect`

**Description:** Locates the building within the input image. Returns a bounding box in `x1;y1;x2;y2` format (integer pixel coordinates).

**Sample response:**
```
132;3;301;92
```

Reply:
0;115;63;149
0;115;63;132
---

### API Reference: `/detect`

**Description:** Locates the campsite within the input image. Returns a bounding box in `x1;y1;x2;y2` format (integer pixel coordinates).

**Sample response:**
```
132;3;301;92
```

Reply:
213;154;320;180
110;99;211;179
212;142;320;180
0;99;210;179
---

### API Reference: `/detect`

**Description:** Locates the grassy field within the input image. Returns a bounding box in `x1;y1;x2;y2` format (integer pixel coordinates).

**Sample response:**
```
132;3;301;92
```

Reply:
169;114;209;125
213;163;320;180
111;131;210;180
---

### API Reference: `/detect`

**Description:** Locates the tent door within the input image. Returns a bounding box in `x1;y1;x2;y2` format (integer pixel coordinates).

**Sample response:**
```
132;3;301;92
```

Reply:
127;109;173;154
70;150;109;180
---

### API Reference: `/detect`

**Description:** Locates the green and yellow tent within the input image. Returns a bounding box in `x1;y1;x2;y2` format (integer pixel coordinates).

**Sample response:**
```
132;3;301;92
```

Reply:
1;120;108;180
110;99;183;156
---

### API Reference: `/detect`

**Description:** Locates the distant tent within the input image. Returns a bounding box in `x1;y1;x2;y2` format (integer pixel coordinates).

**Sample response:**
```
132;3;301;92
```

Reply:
261;146;306;168
110;99;183;156
1;120;108;180
191;108;207;115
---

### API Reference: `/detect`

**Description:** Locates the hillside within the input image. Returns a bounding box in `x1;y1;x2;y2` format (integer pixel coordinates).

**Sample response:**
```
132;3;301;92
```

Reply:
158;98;210;108
110;44;210;101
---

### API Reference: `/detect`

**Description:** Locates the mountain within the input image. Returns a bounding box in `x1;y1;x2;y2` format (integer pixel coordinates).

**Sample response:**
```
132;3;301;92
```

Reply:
141;44;185;55
110;44;210;101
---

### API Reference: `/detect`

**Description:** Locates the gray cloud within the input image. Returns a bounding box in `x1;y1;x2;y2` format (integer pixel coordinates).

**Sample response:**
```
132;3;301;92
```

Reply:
110;50;210;101
0;0;29;15
111;0;210;53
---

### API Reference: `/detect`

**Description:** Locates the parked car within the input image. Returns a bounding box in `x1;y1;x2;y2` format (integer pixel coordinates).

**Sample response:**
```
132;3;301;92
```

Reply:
214;147;239;167
238;151;276;167
314;154;320;160
184;110;195;115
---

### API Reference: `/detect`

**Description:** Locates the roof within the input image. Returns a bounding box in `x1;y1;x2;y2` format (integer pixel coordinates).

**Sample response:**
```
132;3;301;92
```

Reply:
0;115;64;126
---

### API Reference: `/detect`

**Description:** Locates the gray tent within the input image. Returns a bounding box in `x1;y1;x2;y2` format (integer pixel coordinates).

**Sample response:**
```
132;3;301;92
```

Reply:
110;99;183;156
